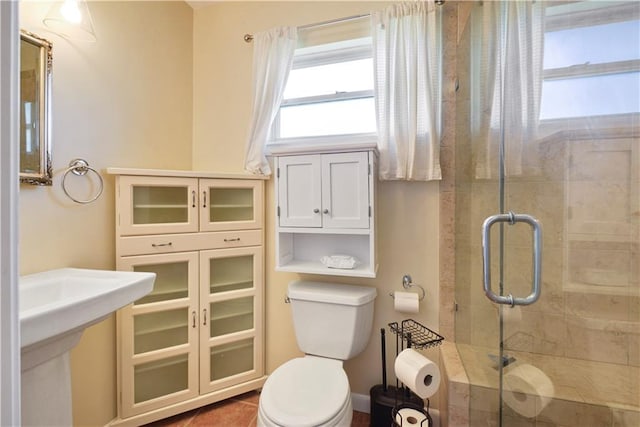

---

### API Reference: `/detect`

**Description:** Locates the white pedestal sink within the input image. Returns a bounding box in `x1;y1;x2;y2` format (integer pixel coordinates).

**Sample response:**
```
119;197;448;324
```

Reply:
20;268;155;426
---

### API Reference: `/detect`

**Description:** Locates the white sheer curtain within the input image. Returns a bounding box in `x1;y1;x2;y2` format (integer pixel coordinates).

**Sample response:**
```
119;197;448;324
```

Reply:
372;1;442;181
244;27;297;175
471;1;545;178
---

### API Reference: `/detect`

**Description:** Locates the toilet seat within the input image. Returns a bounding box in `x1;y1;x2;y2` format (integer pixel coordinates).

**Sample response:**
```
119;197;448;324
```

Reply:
260;356;351;427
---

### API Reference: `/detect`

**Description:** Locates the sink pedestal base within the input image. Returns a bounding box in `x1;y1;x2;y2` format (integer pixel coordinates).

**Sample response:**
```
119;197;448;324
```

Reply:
21;331;82;427
22;352;73;426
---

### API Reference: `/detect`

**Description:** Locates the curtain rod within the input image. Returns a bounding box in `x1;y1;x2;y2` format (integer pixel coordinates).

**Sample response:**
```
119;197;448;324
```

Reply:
243;13;369;43
243;0;444;43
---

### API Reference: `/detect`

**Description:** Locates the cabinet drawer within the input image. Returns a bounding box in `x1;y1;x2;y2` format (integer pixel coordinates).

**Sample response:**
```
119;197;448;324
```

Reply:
118;230;262;256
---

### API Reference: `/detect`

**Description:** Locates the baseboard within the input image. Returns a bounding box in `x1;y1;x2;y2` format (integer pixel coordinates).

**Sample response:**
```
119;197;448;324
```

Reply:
350;393;440;427
351;392;370;413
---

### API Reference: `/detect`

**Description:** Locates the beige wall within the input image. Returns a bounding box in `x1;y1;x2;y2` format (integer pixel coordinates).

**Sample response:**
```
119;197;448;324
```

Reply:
19;2;193;425
18;1;443;425
192;0;441;399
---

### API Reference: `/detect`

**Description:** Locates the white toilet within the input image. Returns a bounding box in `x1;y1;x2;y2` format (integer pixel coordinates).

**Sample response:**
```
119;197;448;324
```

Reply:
258;280;377;427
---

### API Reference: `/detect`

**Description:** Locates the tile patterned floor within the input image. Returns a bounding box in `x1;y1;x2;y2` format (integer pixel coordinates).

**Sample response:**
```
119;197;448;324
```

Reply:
144;391;371;427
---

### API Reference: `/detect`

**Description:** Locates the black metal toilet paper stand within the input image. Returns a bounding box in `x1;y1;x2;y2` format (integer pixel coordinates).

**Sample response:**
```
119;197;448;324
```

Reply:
386;319;444;427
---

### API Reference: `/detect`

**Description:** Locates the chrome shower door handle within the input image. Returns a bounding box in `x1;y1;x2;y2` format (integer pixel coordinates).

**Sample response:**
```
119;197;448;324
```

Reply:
482;212;542;306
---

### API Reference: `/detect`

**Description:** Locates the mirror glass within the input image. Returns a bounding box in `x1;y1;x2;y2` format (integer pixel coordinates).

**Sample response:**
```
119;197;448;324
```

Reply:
20;30;52;186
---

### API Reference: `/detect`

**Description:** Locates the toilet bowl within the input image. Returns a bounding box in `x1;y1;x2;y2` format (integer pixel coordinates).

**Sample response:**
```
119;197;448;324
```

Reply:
258;280;376;427
258;357;352;427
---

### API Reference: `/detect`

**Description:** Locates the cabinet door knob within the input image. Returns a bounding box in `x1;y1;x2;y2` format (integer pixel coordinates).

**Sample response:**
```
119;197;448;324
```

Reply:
323;209;329;214
313;208;320;213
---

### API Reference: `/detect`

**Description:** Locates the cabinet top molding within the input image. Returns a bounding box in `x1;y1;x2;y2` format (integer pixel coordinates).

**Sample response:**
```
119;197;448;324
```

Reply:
106;168;269;180
267;140;378;157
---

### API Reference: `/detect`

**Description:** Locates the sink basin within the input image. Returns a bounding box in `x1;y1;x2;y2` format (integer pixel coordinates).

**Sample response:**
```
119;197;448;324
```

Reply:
19;268;155;426
20;268;155;351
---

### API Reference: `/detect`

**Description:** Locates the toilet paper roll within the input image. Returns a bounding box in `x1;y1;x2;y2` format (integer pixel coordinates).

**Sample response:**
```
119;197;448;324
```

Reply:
394;291;419;313
394;407;429;426
503;364;554;418
502;305;522;325
394;348;440;398
499;305;522;342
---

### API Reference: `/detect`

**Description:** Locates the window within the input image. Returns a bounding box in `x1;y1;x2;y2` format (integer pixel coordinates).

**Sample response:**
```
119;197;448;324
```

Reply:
270;36;377;145
540;1;640;120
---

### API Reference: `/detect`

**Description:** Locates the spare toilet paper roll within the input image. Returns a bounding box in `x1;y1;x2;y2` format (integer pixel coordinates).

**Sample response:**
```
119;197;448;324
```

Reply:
500;305;522;341
394;348;440;398
502;305;522;325
394;407;429;426
503;364;554;418
394;291;419;313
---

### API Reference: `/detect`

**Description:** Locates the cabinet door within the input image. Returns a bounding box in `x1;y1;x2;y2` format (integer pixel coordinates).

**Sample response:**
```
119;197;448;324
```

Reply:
199;179;263;232
321;152;370;229
277;155;322;227
199;246;263;394
118;176;199;235
117;252;200;418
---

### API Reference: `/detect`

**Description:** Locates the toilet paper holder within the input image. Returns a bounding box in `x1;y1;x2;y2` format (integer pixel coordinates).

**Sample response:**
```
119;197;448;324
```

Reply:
386;319;443;426
389;274;426;301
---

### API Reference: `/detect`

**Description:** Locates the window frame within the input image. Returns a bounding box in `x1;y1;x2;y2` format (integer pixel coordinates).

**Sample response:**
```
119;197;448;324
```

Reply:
268;39;378;150
539;1;640;126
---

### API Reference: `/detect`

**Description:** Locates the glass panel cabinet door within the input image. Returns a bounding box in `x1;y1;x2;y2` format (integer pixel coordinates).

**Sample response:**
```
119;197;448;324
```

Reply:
199;246;263;393
117;252;200;418
199;179;263;232
209;339;255;382
118;175;199;235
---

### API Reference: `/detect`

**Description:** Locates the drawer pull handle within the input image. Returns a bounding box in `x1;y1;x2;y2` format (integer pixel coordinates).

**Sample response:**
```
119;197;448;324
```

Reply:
151;242;173;247
202;308;207;326
203;191;207;208
224;238;241;242
192;190;196;208
192;311;197;328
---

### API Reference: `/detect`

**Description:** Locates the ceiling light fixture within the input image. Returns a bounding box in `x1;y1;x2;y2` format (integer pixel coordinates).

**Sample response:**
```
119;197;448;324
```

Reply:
43;0;97;42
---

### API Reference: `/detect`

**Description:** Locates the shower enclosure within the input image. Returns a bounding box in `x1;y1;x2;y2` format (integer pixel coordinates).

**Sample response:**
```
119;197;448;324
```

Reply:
454;1;639;425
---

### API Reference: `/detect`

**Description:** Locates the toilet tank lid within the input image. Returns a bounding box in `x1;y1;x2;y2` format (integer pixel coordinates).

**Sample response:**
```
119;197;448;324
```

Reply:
288;280;377;306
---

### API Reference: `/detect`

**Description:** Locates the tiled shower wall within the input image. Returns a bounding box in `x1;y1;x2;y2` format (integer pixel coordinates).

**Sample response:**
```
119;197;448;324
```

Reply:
440;0;639;370
438;3;461;424
438;0;460;348
449;2;639;368
438;2;639;426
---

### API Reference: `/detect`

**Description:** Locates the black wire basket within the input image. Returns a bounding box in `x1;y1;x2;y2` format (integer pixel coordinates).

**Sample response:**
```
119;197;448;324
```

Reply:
388;319;444;349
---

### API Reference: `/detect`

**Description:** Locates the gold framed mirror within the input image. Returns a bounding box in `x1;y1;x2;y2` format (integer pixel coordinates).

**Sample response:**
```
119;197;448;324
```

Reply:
20;30;52;186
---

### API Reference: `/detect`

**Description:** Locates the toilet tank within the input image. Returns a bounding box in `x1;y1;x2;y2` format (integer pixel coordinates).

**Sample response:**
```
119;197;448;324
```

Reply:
287;280;377;360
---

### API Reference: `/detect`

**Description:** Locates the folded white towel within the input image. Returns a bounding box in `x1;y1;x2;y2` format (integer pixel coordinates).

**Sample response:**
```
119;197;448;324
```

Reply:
320;254;359;269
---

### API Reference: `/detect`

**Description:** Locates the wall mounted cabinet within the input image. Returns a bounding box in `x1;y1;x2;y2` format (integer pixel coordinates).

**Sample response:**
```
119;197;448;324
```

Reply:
274;150;377;278
107;168;266;426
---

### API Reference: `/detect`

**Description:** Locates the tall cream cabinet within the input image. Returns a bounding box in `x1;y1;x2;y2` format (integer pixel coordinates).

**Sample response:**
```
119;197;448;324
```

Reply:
107;169;266;426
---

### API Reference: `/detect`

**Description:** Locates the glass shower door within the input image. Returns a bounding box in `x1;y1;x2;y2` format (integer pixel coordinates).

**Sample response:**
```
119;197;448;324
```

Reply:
457;1;640;426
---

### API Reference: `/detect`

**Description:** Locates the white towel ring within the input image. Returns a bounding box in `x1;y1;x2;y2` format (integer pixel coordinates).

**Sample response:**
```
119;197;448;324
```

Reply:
62;158;104;204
